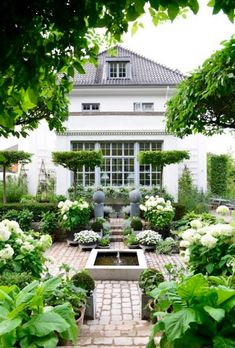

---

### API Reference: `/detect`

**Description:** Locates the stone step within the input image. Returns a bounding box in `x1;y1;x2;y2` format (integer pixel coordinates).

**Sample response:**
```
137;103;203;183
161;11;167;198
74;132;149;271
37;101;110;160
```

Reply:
111;230;124;235
110;226;123;230
110;236;123;242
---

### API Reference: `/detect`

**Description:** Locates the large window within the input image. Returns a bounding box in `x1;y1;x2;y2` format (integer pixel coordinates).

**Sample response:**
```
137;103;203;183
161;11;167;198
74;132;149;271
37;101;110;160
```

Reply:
100;143;135;186
71;141;162;187
139;142;162;186
71;142;95;186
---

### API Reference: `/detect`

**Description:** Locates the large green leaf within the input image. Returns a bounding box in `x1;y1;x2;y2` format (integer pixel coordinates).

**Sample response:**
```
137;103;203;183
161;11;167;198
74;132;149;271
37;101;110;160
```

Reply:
0;318;21;335
204;306;225;322
163;308;199;340
23;311;69;337
53;303;78;343
177;275;208;301
32;334;59;348
15;281;39;306
215;288;235;306
41;277;61;296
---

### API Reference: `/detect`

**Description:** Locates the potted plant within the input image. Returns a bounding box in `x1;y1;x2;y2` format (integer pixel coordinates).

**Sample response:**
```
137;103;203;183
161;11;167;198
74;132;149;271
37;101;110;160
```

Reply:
91;218;104;238
71;270;96;320
155;237;179;255
125;233;139;248
130;216;143;235
58;199;90;246
46;276;87;329
74;230;100;249
136;230;162;251
98;236;110;249
140;196;174;238
139;268;164;321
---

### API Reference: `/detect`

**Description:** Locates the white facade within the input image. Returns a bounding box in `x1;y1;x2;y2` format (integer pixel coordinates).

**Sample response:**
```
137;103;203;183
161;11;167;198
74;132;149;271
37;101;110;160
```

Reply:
0;48;207;200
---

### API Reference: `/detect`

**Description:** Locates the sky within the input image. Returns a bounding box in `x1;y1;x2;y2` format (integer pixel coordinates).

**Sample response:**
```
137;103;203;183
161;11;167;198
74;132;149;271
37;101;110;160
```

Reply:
121;2;235;155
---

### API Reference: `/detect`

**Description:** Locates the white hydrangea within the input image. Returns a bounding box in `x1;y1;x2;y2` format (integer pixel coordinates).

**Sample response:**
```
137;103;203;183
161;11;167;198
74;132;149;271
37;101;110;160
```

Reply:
63;214;67;220
140;195;173;214
37;234;52;251
0;223;11;242
210;224;234;237
216;205;230;216
0;244;14;260
20;242;34;253
181;229;196;243
179;240;190;248
190;219;203;230
139;204;147;212
200;234;218;249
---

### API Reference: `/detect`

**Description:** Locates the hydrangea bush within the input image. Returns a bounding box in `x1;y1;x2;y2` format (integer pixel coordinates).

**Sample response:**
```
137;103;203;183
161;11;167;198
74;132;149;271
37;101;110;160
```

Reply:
74;230;101;244
0;219;52;277
140;195;174;232
180;219;235;275
137;230;162;246
58;199;90;231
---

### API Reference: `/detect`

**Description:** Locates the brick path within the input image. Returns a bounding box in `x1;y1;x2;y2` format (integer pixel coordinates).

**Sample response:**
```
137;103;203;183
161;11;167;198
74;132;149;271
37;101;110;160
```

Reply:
47;220;184;347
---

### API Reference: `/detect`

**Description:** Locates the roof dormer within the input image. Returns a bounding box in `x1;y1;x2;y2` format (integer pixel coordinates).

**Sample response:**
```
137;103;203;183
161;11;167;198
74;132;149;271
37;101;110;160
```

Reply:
105;57;131;80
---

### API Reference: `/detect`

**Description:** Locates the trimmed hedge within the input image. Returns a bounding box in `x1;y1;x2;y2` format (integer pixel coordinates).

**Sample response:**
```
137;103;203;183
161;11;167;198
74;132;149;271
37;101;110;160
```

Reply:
210;154;228;196
138;150;190;166
172;203;186;221
0;203;58;221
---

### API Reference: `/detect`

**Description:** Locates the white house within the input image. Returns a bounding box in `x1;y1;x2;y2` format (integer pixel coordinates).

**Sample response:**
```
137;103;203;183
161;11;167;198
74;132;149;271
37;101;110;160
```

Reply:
0;46;207;199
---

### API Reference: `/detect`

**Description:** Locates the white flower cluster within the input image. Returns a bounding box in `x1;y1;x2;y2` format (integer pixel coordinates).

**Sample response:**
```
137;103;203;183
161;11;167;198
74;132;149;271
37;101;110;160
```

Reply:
136;230;162;246
0;219;52;261
58;199;89;218
180;218;235;256
216;205;230;216
140;195;173;213
74;230;101;244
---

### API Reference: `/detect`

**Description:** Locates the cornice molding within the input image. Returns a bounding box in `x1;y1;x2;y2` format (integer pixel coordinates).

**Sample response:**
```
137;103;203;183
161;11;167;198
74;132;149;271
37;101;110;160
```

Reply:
69;111;164;116
57;130;168;136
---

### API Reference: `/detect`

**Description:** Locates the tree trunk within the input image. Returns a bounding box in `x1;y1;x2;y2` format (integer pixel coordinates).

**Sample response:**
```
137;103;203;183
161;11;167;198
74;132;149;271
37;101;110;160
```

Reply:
3;165;6;204
73;170;77;199
160;166;163;195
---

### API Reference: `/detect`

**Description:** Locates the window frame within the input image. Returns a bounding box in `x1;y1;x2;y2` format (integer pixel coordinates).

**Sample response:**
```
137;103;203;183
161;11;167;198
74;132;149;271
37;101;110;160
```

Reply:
108;62;127;79
82;103;100;112
133;102;154;112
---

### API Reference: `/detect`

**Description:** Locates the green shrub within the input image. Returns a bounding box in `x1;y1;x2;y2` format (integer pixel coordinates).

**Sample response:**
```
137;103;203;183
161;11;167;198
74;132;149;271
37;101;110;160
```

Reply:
91;218;104;232
125;233;138;246
139;269;164;294
98;236;110;247
0;203;58;221
155;237;178;254
2;208;33;231
178;166;209;213
71;270;95;295
130;217;143;231
210;154;228;196
173;211;217;231
0;176;28;203
0;272;34;289
40;211;58;235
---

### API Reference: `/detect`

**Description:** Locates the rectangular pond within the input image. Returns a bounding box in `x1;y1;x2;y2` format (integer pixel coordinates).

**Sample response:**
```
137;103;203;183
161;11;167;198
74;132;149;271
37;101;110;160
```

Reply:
85;249;147;280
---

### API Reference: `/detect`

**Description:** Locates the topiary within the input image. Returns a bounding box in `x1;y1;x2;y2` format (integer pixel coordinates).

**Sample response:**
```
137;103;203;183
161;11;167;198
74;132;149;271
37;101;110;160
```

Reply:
71;270;95;295
130;217;143;231
139;269;164;294
91;218;104;232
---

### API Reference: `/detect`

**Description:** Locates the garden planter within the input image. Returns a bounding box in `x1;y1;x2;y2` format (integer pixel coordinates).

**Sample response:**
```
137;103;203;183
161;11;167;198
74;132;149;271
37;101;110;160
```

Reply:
128;244;139;249
79;242;97;250
133;229;142;236
66;229;79;246
140;244;155;251
84;289;96;320
141;292;152;320
97;244;110;249
76;306;85;329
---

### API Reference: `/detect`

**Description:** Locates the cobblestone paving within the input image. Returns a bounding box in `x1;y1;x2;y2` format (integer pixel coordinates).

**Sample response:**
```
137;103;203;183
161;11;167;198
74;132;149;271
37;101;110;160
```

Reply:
47;222;184;347
47;242;183;347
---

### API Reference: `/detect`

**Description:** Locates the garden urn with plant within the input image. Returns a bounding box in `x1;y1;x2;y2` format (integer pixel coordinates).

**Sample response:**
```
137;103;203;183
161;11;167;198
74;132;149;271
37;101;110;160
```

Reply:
137;230;162;251
74;230;101;249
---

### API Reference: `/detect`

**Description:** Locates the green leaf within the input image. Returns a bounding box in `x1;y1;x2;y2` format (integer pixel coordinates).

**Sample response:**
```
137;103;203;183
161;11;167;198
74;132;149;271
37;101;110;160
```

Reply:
24;311;69;337
41;277;61;295
0;318;22;335
189;0;199;14
177;275;208;301
74;61;85;74
163;308;199;340
213;336;235;348
53;303;78;343
215;288;235;306
206;263;214;274
32;334;59;348
167;2;179;20
204;306;225;322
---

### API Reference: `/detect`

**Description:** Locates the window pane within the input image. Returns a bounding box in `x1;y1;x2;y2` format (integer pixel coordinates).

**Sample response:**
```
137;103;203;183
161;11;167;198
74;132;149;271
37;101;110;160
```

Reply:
142;103;154;111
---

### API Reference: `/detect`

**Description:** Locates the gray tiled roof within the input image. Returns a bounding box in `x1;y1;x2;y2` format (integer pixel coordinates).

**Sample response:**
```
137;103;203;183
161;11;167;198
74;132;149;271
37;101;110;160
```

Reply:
73;45;184;87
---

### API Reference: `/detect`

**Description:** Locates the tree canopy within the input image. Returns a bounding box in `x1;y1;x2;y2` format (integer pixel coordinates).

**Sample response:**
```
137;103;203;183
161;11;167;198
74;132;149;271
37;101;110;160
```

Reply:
52;150;103;196
166;36;235;137
1;0;234;137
